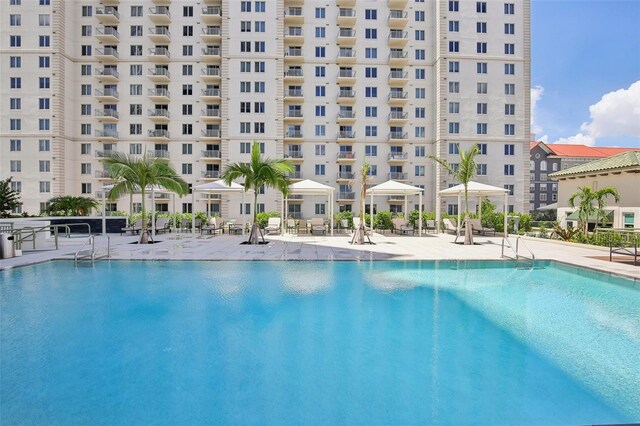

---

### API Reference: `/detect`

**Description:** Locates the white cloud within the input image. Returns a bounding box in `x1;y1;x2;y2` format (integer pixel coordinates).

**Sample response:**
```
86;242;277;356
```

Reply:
554;80;640;146
530;85;544;138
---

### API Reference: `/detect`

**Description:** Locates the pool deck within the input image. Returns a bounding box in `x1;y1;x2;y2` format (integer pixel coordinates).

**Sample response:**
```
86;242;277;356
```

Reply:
1;231;638;281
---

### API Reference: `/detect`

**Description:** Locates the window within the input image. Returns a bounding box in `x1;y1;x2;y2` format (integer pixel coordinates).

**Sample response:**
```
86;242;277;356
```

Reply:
254;102;265;113
241;21;251;32
255;21;265;32
504;144;515;155
81;64;92;75
240;102;251;113
10;35;21;47
476;123;487;134
240;122;251;133
81;45;92;56
365;107;377;117
10;98;21;110
315;66;325;77
505;104;515;115
80;143;91;155
182;144;192;155
315;7;325;18
477;103;488;114
254;41;265;53
477;82;488;94
183;25;193;37
415;146;426;157
10;56;21;68
241;1;251;12
315;86;326;97
182;45;193;56
415;127;425;137
449;143;459;155
365;29;377;39
131;25;143;36
10;160;21;173
131;6;143;17
448;122;460;134
240;61;251;72
240;82;251;92
10;139;22;151
504;124;515;136
39;98;50;109
505;43;515;55
182;84;193;96
240;41;251;52
415;166;425;176
39;36;50;47
10;77;21;89
365;67;377;78
315;144;325;156
10;14;21;26
315;106;325;117
130;64;142;75
477;62;487;74
11;181;22;194
365;145;377;157
39;139;50;151
449;82;459;93
449;102;460;114
449;1;459;12
449;41;459;53
415;30;425;41
315;27;325;38
477;42;487;53
504;165;515;176
82;6;92;16
130;124;142;135
415;50;425;60
415;11;425;21
449;20;459;32
254;82;265;93
505;23;515;35
130;143;142;155
81;183;92;194
183;6;193;16
415;88;426;99
254;122;265;133
81;25;92;36
182;124;192;135
477;2;487;13
39;181;50;193
415;68;425;79
365;9;377;20
315;204;326;215
505;63;515;75
365;48;377;58
415;107;426;118
255;1;266;12
505;3;515;14
365;87;377;97
315;46;325;58
315;125;325;136
365;126;377;136
254;61;265;73
449;61;460;73
504;185;515;196
39;160;50;172
240;142;251;153
10;119;21;131
182;164;192;175
315;164;325;176
80;163;91;174
130;104;142;115
505;83;515;95
477;22;487;33
477;164;487;176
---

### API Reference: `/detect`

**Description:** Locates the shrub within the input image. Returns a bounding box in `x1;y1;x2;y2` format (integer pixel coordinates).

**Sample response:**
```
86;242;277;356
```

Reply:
334;211;353;228
374;211;394;230
256;211;280;228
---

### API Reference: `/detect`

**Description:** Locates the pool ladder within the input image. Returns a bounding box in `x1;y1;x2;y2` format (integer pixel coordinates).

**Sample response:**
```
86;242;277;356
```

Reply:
501;236;535;269
74;235;110;265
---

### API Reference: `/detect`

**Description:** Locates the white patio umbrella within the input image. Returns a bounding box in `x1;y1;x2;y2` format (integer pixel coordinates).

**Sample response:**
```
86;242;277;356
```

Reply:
285;179;336;235
367;180;424;236
192;181;251;237
438;181;509;237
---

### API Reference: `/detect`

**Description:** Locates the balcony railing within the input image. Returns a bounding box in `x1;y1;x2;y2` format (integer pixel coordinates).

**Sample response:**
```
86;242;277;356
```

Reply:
95;109;119;119
389;111;408;119
201;150;221;158
338;69;355;78
201;67;221;77
389;131;408;140
148;109;170;118
96;68;119;79
201;109;221;118
149;150;169;158
284;69;303;77
337;50;356;58
95;129;119;138
285;151;303;159
285;89;303;97
148;68;170;78
287;171;303;179
96;27;119;38
202;129;221;137
202;170;221;179
148;88;170;97
285;49;303;57
148;26;170;36
201;88;220;97
339;29;356;37
338;90;356;98
202;6;222;16
202;26;221;36
388;172;408;180
149;6;171;17
338;8;355;17
285;110;303;118
148;129;169;138
388;91;408;100
389;31;408;40
285;131;303;138
95;88;119;98
337;152;355;160
338;131;356;139
389;50;408;59
286;28;303;36
95;170;112;178
95;150;115;158
338;111;355;119
149;47;170;57
389;70;409;79
388;152;408;160
96;7;120;19
338;192;356;200
285;7;303;16
95;47;119;58
337;172;355;179
389;10;408;19
202;47;221;56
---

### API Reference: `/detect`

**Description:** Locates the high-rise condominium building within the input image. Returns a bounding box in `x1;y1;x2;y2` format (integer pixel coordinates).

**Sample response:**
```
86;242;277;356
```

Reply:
1;0;530;219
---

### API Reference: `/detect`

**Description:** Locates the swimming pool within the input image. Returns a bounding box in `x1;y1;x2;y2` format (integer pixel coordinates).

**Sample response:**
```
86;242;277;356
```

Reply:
1;260;638;425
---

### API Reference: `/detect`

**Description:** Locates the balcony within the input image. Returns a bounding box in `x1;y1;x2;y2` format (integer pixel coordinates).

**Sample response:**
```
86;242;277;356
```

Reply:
285;48;304;63
201;150;221;160
202;6;222;23
96;27;119;43
201;129;221;139
337;69;356;84
388;131;409;142
284;0;304;5
201;67;221;82
284;27;304;43
337;172;355;180
387;152;408;162
200;109;221;121
284;150;304;161
201;26;221;42
95;150;117;159
337;28;356;45
95;47;119;62
388;30;409;46
95;68;119;82
287;194;304;204
284;7;304;24
148;47;170;62
147;88;170;102
201;46;221;62
94;170;112;180
337;49;356;64
201;170;221;179
388;10;409;27
148;26;170;43
389;70;409;85
337;89;356;104
284;88;304;101
337;192;356;201
337;131;356;142
337;8;356;25
95;109;119;122
388;91;409;105
151;0;170;4
200;88;221;100
389;50;409;65
95;7;119;24
147;67;171;82
148;129;170;140
337;111;356;123
149;150;169;159
336;152;356;162
284;110;304;122
95;129;119;141
388;172;408;180
284;130;303;141
148;6;171;24
147;109;170;123
287;171;303;180
388;111;409;124
387;196;405;203
94;88;119;102
284;68;304;82
388;0;409;8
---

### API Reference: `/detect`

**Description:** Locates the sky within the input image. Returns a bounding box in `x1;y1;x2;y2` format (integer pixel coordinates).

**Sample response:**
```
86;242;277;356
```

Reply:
531;0;640;147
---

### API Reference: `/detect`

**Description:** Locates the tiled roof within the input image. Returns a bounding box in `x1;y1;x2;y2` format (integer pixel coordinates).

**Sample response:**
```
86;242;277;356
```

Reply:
549;150;640;178
547;144;638;158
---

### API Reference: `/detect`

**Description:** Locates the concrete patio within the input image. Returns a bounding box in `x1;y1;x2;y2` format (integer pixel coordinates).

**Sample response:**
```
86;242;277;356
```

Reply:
1;230;638;281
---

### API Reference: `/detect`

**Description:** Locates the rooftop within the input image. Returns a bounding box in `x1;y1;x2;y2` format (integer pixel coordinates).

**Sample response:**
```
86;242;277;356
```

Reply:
531;141;638;158
549;150;640;178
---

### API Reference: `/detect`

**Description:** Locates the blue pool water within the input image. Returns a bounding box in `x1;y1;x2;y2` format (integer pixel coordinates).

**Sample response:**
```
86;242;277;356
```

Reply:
1;260;639;425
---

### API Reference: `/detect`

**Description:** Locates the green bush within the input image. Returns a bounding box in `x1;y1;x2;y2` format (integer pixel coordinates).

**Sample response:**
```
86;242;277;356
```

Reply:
374;211;394;230
256;211;280;228
334;211;354;228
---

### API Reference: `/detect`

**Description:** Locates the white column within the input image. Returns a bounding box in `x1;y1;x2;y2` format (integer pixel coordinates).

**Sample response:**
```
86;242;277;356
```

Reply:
418;192;423;236
172;194;176;231
242;192;246;236
151;187;156;239
370;192;374;232
404;195;408;220
101;189;106;236
478;196;482;223
457;193;462;238
435;193;441;234
503;192;509;237
330;191;334;236
191;191;196;237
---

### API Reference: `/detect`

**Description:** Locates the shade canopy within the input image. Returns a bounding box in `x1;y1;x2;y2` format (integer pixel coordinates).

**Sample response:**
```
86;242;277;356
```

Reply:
566;210;613;222
193;180;248;193
288;179;335;194
368;180;424;196
537;202;558;211
438;181;508;197
101;183;175;193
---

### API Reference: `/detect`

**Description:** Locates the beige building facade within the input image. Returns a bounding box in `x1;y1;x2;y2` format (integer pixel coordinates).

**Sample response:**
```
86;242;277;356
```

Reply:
1;0;530;219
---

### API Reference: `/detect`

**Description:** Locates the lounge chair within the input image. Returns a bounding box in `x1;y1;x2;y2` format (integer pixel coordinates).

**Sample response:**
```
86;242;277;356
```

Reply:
310;217;326;235
339;219;352;234
121;218;142;236
469;219;495;236
201;217;222;235
264;217;281;235
156;217;171;234
228;219;244;235
443;218;460;235
392;218;414;235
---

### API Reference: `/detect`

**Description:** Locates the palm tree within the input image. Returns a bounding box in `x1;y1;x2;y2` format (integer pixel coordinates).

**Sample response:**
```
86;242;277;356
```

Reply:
429;145;479;245
221;142;293;244
46;196;99;216
103;152;189;243
0;177;21;217
568;186;620;235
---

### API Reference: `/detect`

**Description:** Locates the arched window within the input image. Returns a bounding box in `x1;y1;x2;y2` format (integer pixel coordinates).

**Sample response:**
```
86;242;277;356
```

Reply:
552;163;558;172
540;160;547;171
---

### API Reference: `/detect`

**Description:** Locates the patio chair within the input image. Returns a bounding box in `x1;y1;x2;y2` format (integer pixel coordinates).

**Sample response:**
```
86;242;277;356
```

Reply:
156;217;171;234
310;217;326;235
201;217;222;235
443;218;459;235
392;218;414;235
469;219;495;236
286;218;298;235
264;217;281;235
425;219;437;234
180;218;192;232
339;219;352;234
228;219;244;235
121;218;142;236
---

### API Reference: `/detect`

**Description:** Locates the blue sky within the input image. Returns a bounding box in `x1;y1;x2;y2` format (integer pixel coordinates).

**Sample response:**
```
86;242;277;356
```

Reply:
531;0;640;147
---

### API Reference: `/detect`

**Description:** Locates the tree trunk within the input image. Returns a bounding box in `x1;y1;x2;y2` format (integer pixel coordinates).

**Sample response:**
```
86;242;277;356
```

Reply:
351;222;366;245
463;189;473;245
139;189;149;244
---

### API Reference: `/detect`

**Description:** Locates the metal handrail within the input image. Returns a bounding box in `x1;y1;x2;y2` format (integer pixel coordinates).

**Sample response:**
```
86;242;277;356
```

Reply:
516;236;535;260
75;235;110;264
501;237;517;259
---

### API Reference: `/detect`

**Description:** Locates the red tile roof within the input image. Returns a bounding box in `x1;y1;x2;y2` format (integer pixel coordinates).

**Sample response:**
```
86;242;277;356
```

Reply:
531;142;638;158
